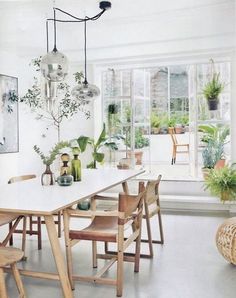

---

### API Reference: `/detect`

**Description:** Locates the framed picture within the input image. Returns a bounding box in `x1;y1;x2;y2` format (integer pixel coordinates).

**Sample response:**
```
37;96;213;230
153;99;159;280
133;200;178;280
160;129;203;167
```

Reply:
0;74;18;153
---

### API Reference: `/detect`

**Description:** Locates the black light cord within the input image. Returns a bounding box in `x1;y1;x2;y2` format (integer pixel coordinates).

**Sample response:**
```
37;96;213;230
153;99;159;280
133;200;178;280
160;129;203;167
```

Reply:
84;20;87;85
53;8;57;51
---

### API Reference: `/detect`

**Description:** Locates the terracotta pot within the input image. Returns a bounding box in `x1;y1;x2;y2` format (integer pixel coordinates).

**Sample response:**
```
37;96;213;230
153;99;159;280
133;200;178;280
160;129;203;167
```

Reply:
174;126;184;134
214;159;226;169
127;151;143;165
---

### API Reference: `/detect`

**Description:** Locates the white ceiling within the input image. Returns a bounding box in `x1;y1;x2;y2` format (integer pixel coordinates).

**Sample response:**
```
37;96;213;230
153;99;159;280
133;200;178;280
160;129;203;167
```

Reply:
0;0;234;61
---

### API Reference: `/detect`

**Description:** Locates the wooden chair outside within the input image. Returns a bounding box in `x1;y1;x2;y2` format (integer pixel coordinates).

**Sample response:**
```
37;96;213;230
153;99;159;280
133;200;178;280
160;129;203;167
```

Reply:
0;247;26;297
169;127;189;165
8;175;62;250
63;191;145;297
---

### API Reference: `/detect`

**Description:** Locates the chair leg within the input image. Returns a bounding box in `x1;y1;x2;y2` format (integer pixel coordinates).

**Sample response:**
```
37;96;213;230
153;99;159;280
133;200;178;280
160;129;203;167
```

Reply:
11;263;26;297
29;216;33;235
63;211;74;290
57;212;61;238
0;267;8;298
116;225;124;297
37;217;42;250
144;204;154;258
157;210;164;244
21;217;27;260
9;222;13;246
92;241;97;268
134;225;142;273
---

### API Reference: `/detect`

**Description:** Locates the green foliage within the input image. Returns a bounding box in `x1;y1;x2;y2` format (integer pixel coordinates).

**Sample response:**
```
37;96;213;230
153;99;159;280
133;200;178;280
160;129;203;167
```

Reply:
74;72;84;84
202;73;224;101
20;58;90;141
125;128;149;149
168;117;177;127
198;124;230;144
77;124;118;168
33;141;70;166
204;165;236;202
150;113;161;128
202;140;224;169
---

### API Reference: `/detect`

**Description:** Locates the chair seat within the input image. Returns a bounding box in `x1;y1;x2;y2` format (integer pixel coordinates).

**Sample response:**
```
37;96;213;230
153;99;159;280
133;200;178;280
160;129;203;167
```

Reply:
0;247;24;267
69;216;119;242
0;214;18;226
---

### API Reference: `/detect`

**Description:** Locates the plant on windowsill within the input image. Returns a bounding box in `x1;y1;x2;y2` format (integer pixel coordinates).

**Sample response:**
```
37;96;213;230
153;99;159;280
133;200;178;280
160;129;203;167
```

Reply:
33;141;70;185
151;113;161;134
204;165;236;202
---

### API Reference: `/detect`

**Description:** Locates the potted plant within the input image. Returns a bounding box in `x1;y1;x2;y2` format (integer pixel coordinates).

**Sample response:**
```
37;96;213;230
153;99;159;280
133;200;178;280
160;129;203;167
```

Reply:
126;128;149;165
33;141;70;185
199;124;229;169
167;117;177;134
77;124;118;169
204;165;236;202
150;113;161;134
202;72;225;111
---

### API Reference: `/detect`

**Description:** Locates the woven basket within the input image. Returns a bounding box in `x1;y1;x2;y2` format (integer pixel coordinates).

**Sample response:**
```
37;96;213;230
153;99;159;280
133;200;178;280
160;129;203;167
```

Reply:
216;217;236;265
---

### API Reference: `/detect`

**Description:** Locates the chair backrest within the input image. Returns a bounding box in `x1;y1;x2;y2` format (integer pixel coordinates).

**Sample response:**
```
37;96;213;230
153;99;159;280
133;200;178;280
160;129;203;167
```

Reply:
8;174;36;184
169;127;178;145
118;191;145;219
139;175;162;206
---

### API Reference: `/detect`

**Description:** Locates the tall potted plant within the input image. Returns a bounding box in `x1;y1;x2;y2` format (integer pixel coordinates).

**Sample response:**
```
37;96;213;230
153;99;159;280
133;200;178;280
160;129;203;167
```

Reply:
202;73;224;111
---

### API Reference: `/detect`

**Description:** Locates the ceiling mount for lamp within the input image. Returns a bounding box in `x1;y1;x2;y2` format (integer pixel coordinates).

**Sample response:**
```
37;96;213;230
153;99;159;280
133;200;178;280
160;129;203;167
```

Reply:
40;1;111;100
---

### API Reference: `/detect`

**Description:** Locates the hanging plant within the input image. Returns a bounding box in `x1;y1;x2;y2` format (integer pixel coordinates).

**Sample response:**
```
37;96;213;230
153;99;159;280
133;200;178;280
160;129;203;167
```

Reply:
202;60;225;111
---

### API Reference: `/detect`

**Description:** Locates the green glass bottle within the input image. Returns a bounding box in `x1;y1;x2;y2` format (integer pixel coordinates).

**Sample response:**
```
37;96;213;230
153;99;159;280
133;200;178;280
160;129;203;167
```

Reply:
71;154;81;182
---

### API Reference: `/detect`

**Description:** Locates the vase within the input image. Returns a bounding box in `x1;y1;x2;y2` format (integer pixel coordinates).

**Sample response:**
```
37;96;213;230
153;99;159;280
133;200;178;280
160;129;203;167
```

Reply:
77;198;90;210
71;154;81;181
41;165;55;186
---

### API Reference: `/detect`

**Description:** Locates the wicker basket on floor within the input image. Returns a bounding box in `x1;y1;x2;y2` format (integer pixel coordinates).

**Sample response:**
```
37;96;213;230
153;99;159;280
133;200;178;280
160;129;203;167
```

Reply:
216;217;236;265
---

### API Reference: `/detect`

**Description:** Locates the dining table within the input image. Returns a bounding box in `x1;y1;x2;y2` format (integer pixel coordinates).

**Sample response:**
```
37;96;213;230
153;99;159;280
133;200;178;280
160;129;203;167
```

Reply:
0;168;145;298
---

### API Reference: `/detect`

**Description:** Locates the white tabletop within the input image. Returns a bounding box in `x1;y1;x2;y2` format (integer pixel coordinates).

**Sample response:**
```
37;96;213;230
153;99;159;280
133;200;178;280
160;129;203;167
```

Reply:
0;168;144;215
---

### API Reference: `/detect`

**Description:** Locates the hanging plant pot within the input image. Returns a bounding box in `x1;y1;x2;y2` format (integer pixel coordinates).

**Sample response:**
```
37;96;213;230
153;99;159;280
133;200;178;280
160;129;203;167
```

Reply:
207;99;219;111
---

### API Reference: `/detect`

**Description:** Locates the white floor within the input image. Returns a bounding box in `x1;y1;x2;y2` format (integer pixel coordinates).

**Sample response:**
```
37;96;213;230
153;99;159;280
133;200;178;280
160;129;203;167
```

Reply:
2;212;236;298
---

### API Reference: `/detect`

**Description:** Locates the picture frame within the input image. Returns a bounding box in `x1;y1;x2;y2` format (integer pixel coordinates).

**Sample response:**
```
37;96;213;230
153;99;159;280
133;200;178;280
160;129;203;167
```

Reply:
0;74;19;153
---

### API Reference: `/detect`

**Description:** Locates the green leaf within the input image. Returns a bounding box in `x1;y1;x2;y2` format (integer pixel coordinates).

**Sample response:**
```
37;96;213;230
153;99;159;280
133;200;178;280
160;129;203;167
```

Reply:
93;152;105;163
77;136;89;152
95;124;107;149
87;161;96;169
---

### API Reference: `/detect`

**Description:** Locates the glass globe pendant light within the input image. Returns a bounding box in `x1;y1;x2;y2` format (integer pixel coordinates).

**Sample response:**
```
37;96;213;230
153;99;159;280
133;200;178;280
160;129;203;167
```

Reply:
72;20;100;101
41;9;68;83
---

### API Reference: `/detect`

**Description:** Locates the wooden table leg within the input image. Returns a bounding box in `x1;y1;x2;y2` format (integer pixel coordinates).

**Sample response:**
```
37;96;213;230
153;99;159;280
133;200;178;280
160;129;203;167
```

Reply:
44;215;73;298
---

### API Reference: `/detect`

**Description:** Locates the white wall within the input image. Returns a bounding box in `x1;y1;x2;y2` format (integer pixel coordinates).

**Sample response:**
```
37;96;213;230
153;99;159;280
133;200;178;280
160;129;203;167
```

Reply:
0;51;94;185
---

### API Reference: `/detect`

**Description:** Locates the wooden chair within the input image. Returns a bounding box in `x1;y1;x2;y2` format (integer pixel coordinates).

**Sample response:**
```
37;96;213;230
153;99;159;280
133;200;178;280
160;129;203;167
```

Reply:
169;127;189;164
0;247;26;297
100;176;164;258
138;174;164;258
63;191;145;297
8;175;62;250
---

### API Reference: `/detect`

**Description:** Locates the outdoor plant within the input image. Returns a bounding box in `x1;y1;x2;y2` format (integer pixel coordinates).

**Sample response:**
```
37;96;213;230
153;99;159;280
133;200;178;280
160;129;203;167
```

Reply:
33;141;70;166
202;140;224;169
204;165;236;202
125;128;149;149
198;124;230;144
77;124;119;169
